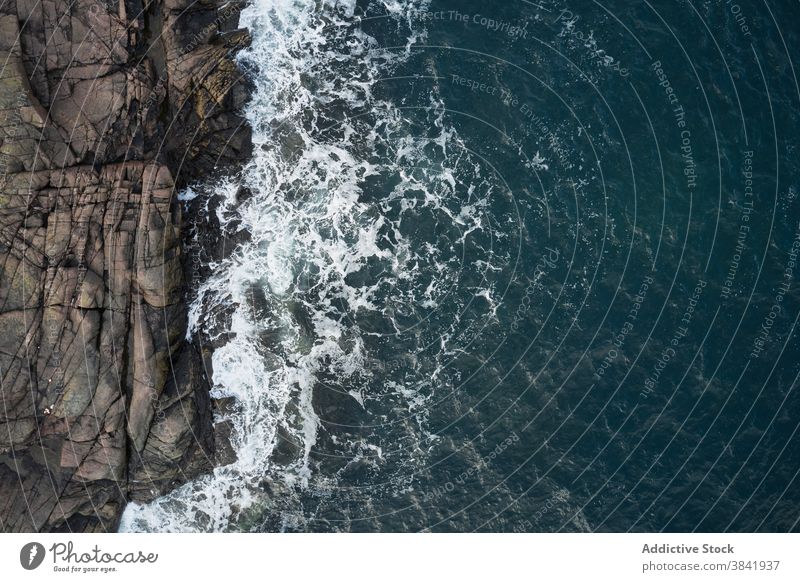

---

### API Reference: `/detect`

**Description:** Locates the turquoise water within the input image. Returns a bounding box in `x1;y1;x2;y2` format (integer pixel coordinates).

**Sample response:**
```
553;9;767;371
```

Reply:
122;0;800;532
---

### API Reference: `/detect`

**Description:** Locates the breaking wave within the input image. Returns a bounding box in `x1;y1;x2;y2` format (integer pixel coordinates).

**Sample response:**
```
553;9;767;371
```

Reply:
120;0;517;532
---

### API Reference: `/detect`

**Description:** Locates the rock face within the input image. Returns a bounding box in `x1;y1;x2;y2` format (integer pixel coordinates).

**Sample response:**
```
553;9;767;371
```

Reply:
0;0;251;532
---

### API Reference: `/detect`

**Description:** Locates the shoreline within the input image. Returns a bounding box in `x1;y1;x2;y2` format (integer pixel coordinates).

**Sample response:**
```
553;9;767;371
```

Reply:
0;0;252;532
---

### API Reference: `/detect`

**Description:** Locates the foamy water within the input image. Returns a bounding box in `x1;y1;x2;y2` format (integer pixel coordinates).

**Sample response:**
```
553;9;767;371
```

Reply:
120;0;514;532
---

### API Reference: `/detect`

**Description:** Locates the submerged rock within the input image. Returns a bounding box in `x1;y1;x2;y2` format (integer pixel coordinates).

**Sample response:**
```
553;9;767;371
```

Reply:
0;0;251;532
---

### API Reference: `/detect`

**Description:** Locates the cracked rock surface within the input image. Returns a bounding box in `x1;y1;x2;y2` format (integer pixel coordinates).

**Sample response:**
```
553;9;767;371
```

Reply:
0;0;251;532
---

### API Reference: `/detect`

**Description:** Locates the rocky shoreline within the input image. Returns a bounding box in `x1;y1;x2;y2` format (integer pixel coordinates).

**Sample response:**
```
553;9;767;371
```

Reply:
0;0;252;531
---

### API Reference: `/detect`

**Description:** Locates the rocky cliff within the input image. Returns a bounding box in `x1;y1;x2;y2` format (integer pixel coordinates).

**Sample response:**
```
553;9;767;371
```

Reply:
0;0;251;532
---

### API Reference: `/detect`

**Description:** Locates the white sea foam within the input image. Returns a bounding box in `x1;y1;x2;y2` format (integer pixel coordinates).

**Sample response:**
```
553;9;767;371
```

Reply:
120;0;507;532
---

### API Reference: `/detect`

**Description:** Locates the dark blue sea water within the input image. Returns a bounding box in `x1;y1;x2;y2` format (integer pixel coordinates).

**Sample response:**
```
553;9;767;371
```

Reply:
122;0;800;532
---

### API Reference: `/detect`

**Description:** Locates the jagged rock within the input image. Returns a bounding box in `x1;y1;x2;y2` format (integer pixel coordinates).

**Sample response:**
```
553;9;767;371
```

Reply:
0;0;251;532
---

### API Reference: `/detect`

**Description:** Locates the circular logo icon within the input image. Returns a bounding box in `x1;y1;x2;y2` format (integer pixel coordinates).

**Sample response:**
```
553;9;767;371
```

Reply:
20;542;45;570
